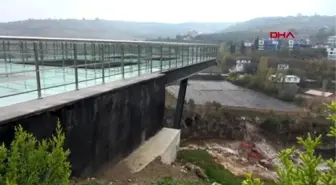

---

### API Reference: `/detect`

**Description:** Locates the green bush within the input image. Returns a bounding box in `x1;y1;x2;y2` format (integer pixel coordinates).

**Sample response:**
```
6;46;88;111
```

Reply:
243;101;336;185
0;121;71;185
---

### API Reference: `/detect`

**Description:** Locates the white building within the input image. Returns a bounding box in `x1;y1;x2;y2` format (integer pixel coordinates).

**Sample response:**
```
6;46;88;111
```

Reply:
326;48;336;60
229;60;251;73
269;74;300;84
244;42;253;47
277;64;289;70
327;36;336;46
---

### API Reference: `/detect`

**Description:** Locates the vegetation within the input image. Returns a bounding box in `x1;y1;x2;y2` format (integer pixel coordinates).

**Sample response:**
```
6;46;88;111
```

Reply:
226;56;298;101
178;150;275;185
0;121;70;185
219;42;336;102
243;101;336;185
0;99;335;185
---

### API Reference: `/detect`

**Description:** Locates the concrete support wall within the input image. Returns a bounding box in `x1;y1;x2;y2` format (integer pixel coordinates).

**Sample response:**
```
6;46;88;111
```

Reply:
0;75;166;177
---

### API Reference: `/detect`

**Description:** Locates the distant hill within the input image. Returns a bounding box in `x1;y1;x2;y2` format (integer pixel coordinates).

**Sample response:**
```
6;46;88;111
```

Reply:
195;15;336;43
222;15;336;33
0;19;232;40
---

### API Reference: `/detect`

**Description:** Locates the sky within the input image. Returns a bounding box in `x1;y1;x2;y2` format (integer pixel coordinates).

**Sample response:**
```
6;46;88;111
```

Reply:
0;0;335;23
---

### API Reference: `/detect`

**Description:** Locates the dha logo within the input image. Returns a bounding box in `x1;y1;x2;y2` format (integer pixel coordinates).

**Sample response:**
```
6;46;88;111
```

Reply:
269;32;295;39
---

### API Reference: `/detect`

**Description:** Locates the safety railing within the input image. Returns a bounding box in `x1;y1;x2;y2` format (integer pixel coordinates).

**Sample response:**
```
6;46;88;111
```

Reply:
0;35;218;107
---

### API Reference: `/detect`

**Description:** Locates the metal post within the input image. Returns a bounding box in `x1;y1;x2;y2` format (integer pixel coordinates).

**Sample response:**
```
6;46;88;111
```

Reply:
191;46;194;64
84;43;88;80
92;43;97;79
33;42;42;99
168;46;171;69
173;78;188;129
19;41;24;63
73;43;79;90
53;42;56;60
2;41;8;76
65;42;68;59
121;44;125;79
181;45;184;67
137;44;141;76
150;46;153;73
196;46;199;63
101;44;105;84
175;46;178;68
24;41;28;62
187;46;190;65
6;41;11;67
160;45;163;72
38;42;45;89
108;43;111;73
61;42;65;68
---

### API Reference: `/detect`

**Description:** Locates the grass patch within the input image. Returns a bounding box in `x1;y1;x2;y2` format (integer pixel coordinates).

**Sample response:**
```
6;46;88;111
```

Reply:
178;149;276;185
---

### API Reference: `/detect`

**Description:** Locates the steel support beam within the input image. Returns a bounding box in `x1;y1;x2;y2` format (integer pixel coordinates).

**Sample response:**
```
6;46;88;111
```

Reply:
163;59;216;85
173;78;188;129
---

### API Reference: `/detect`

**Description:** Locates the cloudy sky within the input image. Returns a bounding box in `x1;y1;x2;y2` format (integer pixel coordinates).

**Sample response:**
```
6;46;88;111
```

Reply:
1;0;335;23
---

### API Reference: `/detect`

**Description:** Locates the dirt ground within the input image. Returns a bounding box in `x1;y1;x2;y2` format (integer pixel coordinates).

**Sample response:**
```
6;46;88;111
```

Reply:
89;122;285;184
95;158;201;185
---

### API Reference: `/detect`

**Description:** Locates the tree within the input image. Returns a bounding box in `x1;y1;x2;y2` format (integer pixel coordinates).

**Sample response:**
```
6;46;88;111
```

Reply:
243;101;336;185
229;42;236;54
288;28;298;35
264;68;276;93
219;44;229;72
254;37;259;51
240;40;246;55
256;56;268;81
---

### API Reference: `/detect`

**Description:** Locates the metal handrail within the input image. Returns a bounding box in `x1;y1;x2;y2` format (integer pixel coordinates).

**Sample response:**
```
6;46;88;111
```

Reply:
0;38;219;107
0;35;218;46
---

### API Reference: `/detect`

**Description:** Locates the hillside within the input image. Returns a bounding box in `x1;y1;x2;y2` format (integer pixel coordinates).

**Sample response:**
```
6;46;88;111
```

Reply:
195;15;336;43
0;19;232;40
223;15;336;33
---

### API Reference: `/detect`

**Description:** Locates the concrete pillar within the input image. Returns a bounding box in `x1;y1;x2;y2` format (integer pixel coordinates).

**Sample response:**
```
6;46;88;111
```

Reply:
173;78;188;129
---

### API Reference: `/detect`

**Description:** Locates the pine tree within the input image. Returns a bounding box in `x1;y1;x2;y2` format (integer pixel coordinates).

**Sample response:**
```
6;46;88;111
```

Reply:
229;42;236;54
240;40;246;55
254;37;259;51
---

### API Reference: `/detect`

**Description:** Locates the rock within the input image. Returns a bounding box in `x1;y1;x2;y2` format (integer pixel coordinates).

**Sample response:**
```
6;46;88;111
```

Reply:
181;169;188;173
185;163;194;171
212;182;221;185
194;166;208;181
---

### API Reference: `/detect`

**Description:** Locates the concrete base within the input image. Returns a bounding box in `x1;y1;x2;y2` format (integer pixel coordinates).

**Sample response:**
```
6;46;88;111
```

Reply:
124;127;180;173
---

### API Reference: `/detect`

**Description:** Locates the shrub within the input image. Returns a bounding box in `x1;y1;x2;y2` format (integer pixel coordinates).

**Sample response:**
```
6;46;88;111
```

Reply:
243;101;336;185
0;121;71;185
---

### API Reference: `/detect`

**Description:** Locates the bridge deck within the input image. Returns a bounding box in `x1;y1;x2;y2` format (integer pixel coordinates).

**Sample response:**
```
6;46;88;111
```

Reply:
0;36;218;107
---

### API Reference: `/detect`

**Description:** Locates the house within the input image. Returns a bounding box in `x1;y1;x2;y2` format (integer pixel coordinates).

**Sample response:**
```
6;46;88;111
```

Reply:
304;89;334;98
244;42;253;47
269;74;300;84
327;36;336;47
258;39;280;51
229;60;251;73
326;48;336;61
277;64;289;70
